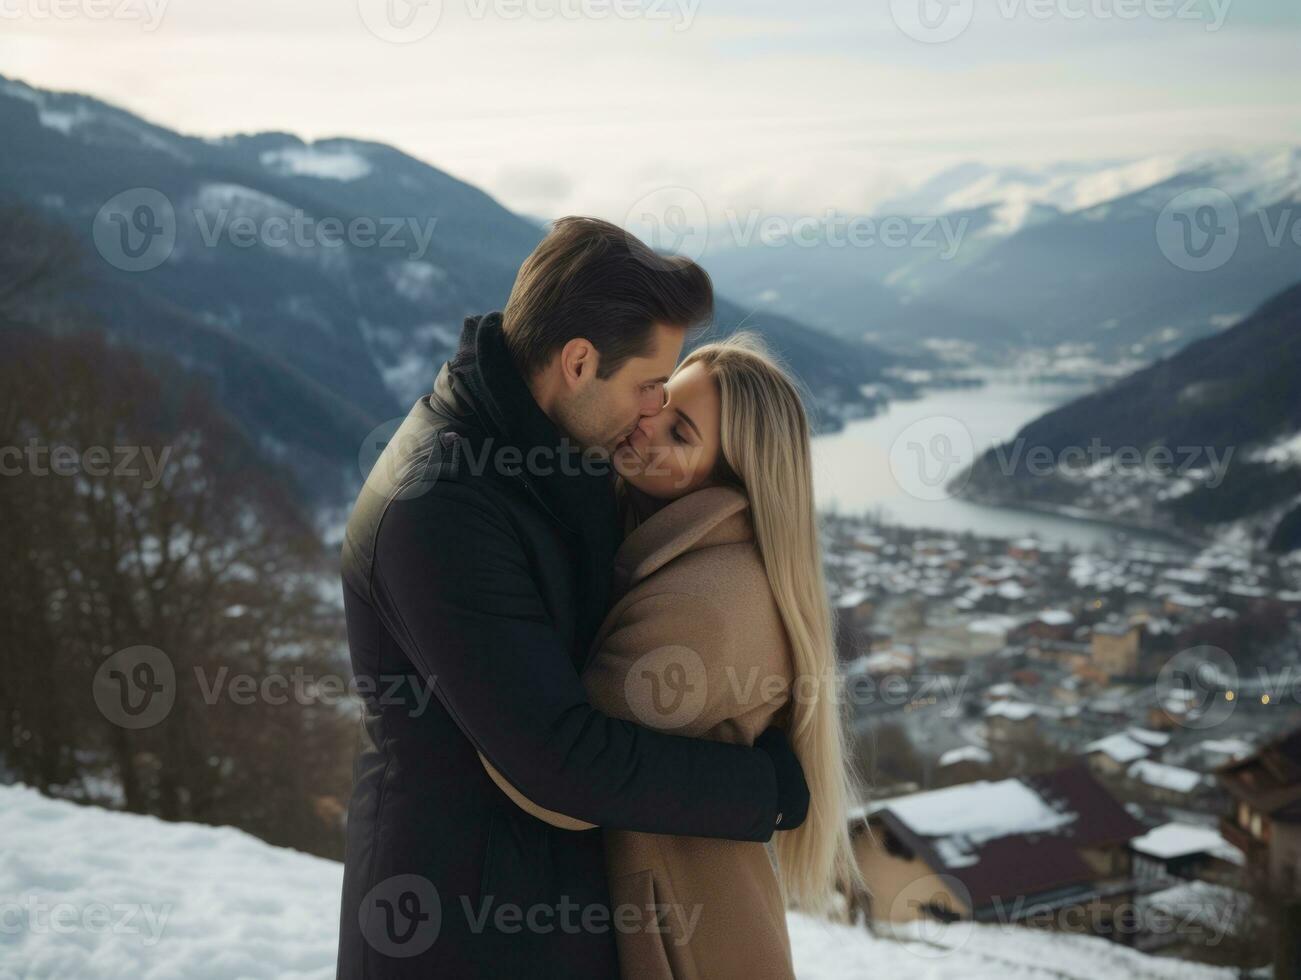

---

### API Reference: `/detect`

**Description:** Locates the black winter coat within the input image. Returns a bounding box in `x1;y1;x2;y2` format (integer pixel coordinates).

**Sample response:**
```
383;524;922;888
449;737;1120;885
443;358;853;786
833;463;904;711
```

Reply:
336;312;787;979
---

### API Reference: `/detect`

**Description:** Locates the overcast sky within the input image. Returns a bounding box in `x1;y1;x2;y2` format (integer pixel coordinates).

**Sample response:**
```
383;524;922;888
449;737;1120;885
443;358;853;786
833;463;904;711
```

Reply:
3;0;1299;222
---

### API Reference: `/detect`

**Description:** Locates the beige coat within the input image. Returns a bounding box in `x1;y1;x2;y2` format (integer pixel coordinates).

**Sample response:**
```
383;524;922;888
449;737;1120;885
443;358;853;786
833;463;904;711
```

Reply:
480;485;797;980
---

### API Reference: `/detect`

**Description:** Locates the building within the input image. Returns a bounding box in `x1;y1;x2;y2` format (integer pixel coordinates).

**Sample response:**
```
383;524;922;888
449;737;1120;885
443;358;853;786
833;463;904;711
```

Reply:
984;701;1037;743
1021;610;1076;643
849;766;1144;941
1129;822;1244;887
1218;728;1301;896
1127;759;1211;807
1085;733;1150;777
936;745;993;786
1091;619;1142;678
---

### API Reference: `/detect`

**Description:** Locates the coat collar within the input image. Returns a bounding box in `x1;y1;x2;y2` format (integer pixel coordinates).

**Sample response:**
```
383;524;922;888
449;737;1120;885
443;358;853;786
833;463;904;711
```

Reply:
612;485;754;598
442;311;620;538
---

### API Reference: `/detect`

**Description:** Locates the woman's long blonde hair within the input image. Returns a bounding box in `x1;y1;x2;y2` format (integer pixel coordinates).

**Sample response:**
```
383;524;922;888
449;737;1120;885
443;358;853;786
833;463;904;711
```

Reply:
678;332;865;914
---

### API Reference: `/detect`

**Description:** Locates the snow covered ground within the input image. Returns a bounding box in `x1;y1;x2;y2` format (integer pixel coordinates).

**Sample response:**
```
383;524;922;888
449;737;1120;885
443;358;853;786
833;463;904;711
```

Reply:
0;785;1231;979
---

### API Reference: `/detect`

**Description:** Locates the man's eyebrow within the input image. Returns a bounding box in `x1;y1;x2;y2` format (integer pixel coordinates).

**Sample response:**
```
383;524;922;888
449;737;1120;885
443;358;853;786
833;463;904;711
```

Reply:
677;408;702;440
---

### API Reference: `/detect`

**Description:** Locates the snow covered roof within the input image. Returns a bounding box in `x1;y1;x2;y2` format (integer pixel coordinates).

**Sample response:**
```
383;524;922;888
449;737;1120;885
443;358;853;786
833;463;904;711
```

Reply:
939;745;993;767
985;701;1036;721
1037;609;1074;626
1126;727;1171;749
1163;567;1211;585
997;581;1028;600
1129;822;1244;864
986;681;1024;698
969;615;1021;636
847;650;913;675
1092;619;1133;636
877;779;1077;869
835;589;871;609
1085;733;1149;764
1128;760;1206;795
1196;736;1254;761
865;767;1145;911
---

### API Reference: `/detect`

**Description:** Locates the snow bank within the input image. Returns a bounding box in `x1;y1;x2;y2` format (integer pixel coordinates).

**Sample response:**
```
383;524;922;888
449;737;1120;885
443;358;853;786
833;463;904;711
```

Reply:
0;785;1233;980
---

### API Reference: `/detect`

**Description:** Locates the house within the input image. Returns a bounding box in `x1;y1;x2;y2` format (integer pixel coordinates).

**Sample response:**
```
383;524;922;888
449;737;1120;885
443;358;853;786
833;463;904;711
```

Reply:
936;745;993;786
984;701;1037;743
1218;728;1301;896
984;681;1026;703
1091;619;1141;678
1187;736;1255;771
1085;733;1150;777
1021;609;1076;643
1008;537;1041;561
1129;822;1244;887
1026;638;1091;672
1127;759;1211;807
835;588;875;628
1126;728;1170;752
849;766;1144;941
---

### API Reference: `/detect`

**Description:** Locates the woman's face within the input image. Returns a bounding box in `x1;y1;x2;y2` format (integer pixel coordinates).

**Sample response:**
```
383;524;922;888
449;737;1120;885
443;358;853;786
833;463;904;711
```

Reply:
612;360;723;500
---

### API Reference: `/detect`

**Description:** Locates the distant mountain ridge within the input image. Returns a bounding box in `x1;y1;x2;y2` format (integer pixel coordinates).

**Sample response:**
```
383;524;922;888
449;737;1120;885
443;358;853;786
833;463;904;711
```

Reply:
957;281;1301;553
0;73;899;505
704;149;1301;366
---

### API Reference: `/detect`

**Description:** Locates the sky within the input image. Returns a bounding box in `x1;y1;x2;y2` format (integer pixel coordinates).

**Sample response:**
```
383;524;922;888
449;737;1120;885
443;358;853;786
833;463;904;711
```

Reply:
2;0;1299;223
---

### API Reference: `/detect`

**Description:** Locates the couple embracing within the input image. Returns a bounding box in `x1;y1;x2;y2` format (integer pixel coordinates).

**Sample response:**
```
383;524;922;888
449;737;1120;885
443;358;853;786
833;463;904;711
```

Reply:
337;216;863;979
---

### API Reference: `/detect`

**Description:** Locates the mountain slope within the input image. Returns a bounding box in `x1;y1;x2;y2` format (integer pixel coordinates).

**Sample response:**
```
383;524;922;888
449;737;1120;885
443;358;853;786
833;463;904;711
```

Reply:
957;281;1301;551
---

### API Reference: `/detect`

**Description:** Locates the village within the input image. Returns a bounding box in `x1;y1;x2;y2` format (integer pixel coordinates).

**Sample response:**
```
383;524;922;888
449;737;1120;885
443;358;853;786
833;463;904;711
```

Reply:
823;513;1301;970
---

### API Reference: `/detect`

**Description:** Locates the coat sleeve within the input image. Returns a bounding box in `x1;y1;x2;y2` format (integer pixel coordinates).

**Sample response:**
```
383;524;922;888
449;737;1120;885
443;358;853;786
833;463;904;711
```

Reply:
479;590;790;830
370;478;781;842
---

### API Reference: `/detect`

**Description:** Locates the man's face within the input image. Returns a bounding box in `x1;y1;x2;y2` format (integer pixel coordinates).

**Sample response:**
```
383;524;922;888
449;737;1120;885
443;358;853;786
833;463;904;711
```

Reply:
555;322;685;455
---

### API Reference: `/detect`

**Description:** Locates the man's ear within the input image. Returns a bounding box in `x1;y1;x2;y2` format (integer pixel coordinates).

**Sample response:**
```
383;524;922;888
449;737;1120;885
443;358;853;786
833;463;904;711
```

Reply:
558;337;599;389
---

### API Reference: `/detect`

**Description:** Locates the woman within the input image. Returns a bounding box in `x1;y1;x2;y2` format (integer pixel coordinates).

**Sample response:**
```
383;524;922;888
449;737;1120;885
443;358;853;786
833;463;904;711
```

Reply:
479;333;863;979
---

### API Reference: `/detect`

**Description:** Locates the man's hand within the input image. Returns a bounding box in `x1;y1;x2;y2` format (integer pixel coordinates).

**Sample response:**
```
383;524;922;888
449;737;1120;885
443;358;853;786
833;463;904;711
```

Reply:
755;726;809;831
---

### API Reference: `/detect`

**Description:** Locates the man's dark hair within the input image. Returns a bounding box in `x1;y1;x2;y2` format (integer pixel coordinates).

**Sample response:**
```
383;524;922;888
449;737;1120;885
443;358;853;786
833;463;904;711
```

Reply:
502;216;714;380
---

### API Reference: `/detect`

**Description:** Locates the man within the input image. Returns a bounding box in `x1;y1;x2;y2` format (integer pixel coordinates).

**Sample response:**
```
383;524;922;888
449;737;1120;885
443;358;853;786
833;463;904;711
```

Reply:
337;217;810;978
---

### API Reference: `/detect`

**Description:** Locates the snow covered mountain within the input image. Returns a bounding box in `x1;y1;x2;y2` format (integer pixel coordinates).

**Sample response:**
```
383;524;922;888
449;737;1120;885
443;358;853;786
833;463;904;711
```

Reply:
0;784;1234;980
704;149;1301;364
0;73;900;506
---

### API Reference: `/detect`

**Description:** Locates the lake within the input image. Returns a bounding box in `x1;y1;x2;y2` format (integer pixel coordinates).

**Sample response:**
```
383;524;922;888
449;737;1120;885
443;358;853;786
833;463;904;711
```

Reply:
812;371;1186;553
